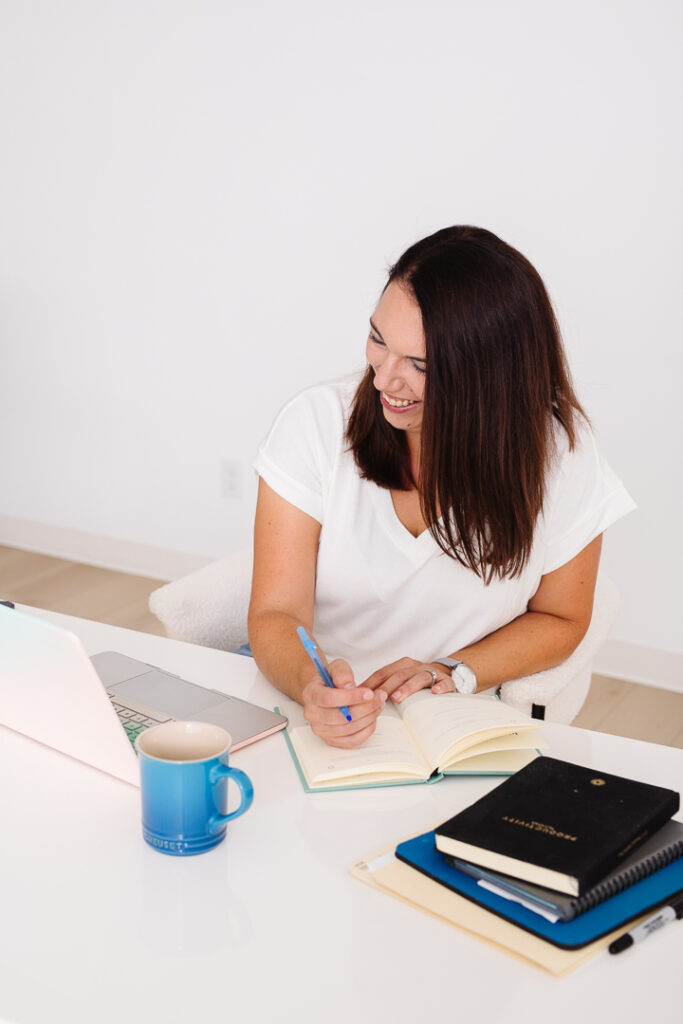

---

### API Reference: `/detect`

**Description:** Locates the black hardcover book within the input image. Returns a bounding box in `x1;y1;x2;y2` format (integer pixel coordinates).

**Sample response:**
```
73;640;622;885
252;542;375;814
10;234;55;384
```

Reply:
434;756;680;896
447;818;683;921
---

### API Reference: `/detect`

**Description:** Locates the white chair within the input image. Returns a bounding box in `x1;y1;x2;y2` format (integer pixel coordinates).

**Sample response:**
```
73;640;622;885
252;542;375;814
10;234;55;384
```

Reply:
149;547;253;653
148;551;620;725
499;571;620;723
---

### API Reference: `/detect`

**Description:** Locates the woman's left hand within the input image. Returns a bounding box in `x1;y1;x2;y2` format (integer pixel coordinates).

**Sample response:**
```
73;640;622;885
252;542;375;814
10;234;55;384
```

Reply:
362;658;454;703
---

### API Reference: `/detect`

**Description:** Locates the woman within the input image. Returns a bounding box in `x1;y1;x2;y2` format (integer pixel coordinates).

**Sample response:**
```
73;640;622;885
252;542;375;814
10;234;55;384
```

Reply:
248;226;635;748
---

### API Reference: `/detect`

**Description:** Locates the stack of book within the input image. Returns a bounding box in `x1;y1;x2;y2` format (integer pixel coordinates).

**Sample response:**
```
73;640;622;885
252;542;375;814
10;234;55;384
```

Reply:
352;757;683;974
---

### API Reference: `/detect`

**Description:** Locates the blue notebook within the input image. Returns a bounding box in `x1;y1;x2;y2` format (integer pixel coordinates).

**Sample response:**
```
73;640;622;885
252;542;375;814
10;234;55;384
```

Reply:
395;829;683;949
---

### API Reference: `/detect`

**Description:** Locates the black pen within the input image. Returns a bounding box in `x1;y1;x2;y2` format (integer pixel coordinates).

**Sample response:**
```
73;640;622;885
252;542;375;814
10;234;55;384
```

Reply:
609;892;683;954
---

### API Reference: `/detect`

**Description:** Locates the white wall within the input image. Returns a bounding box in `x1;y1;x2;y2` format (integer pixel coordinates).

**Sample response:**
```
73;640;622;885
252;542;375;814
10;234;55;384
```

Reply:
1;2;681;672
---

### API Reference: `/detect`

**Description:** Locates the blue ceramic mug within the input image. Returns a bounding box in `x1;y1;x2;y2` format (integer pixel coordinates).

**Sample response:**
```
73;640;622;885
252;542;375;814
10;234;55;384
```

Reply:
136;720;253;856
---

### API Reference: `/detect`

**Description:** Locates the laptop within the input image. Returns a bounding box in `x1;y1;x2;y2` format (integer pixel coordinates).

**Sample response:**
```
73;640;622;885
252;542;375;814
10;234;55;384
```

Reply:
0;603;287;786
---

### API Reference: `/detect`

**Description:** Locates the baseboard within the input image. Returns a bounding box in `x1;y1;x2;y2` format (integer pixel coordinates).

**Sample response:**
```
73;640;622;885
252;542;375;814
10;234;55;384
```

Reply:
593;639;683;694
0;515;208;581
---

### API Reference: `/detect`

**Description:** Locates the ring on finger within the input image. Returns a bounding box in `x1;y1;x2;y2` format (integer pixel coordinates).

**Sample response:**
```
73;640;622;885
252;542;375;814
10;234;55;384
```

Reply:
425;668;438;687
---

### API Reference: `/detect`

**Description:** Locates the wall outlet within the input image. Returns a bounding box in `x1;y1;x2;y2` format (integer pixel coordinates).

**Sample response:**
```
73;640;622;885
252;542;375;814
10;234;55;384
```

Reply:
220;458;243;499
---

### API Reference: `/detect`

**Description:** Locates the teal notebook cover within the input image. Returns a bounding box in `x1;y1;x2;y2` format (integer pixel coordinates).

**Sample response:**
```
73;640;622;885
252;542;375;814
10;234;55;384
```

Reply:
395;829;683;949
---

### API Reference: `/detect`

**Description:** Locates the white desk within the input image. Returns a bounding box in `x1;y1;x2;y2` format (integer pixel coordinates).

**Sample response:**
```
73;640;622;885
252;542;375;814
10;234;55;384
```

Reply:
1;607;682;1024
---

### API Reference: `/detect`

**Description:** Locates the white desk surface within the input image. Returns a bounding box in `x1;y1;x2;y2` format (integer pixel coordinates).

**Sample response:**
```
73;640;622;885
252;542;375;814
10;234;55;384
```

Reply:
1;607;682;1024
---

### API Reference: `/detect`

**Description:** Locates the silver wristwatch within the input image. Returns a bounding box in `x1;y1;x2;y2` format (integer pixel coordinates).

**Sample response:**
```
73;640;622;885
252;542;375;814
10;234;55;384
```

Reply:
433;658;477;694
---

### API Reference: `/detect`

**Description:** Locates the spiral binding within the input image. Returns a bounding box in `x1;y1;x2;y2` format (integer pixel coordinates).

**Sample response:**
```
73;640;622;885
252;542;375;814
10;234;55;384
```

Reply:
575;839;683;912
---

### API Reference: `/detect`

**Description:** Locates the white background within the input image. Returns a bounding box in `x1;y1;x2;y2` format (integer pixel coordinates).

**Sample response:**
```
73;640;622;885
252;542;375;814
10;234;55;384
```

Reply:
0;1;681;665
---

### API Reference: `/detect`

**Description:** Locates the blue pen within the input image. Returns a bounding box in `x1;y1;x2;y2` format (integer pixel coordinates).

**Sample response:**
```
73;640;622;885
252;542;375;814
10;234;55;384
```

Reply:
296;626;353;722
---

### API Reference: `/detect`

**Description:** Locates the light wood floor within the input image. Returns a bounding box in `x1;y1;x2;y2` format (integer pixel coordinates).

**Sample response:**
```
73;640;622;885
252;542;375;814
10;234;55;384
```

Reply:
2;544;682;749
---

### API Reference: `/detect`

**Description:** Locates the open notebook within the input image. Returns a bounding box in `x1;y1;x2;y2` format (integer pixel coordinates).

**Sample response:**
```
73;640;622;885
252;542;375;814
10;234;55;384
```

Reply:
278;690;544;791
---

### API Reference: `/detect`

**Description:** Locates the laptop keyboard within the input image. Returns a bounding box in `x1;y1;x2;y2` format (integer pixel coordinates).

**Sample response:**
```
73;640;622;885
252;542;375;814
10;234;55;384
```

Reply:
108;697;169;747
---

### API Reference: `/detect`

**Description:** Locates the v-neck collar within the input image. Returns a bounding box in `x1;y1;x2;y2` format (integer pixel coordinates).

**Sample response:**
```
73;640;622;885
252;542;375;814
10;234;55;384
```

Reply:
369;484;441;565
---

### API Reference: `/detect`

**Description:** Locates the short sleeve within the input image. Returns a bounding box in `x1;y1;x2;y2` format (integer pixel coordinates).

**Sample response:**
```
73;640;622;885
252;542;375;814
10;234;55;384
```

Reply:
253;383;347;523
543;424;637;573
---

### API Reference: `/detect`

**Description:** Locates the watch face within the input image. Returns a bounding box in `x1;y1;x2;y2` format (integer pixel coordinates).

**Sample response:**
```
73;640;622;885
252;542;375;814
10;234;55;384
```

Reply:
453;666;477;694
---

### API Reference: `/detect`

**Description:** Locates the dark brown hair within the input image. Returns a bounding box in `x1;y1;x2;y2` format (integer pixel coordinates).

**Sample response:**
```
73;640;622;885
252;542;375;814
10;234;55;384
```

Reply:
346;225;587;580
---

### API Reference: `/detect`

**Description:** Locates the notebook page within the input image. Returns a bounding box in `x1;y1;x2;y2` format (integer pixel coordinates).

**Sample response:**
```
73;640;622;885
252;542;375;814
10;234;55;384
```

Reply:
279;699;432;785
396;692;540;769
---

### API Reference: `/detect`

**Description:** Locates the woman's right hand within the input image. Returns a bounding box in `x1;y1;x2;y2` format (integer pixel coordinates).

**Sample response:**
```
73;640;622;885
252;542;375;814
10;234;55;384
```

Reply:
301;658;387;748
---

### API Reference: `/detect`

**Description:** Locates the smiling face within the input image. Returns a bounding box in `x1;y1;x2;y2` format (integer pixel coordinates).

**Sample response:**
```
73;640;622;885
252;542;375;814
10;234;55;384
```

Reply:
365;280;427;445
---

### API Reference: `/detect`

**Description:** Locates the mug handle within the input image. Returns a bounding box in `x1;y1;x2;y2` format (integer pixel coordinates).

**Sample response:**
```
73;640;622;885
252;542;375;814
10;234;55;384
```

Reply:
208;764;254;831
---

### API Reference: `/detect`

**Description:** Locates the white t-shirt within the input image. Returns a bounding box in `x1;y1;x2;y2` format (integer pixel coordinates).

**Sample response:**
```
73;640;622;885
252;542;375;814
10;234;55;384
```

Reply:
254;377;636;679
